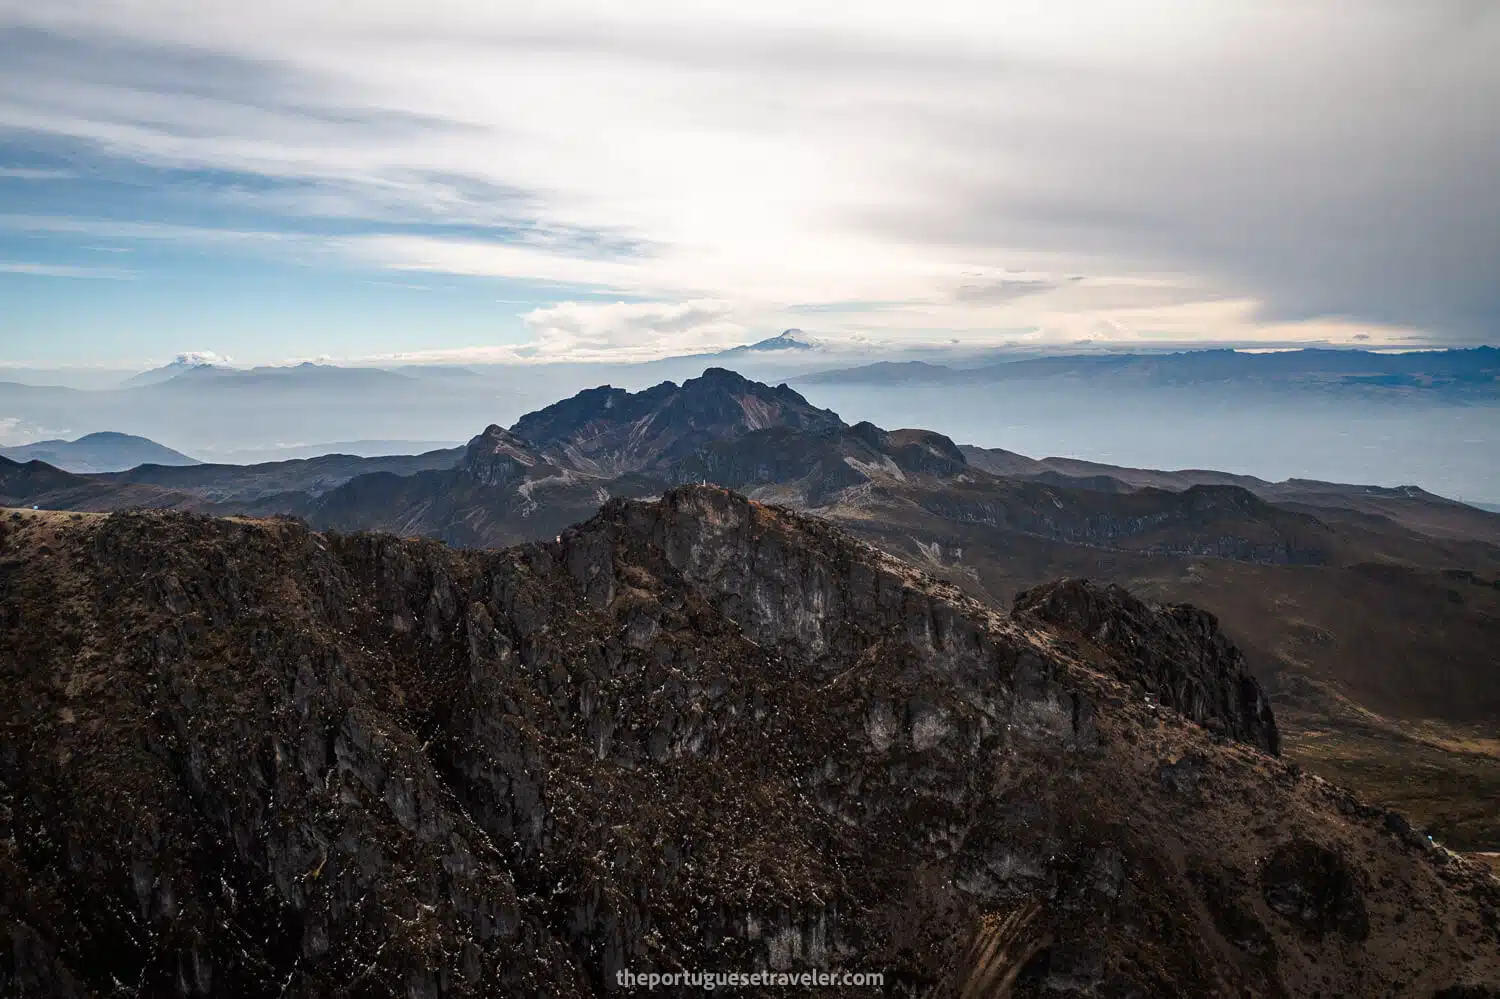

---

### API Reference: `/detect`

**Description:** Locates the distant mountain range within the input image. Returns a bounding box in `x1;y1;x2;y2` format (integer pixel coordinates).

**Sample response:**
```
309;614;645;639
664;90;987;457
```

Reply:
141;360;420;391
796;346;1500;400
0;431;201;473
2;346;1495;483
960;445;1500;545
208;439;466;463
6;369;1496;545
122;353;231;387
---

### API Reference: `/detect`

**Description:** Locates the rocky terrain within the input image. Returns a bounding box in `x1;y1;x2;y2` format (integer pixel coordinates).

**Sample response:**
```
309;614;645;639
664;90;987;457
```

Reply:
3;491;1498;997
4;368;1499;858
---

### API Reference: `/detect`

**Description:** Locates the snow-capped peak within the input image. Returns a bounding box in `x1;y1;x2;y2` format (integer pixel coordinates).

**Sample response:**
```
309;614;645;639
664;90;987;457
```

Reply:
737;329;822;352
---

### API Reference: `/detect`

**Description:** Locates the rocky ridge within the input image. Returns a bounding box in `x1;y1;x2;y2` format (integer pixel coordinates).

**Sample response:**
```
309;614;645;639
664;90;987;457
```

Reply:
2;491;1497;997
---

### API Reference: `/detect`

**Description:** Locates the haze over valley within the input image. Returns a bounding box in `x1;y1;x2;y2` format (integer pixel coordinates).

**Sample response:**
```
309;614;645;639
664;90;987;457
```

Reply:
5;341;1499;505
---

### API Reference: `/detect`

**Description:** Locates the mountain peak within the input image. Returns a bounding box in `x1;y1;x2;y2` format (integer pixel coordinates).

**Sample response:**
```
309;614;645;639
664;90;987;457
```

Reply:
694;365;750;382
463;424;543;486
728;329;820;353
0;431;200;473
123;352;232;387
505;371;843;477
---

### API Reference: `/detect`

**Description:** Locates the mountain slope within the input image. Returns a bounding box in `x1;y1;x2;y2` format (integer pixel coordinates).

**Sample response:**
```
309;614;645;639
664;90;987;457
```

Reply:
2;493;1496;997
962;445;1500;546
102;448;467;503
0;432;201;473
799;347;1500;401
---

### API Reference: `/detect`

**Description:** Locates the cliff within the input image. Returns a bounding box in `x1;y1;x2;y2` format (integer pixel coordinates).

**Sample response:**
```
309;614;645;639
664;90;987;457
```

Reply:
1;492;1496;997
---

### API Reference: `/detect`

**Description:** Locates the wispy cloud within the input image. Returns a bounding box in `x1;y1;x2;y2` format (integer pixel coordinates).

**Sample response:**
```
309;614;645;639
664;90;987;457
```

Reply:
0;167;75;180
0;213;301;245
0;261;136;279
521;299;746;361
0;1;1495;359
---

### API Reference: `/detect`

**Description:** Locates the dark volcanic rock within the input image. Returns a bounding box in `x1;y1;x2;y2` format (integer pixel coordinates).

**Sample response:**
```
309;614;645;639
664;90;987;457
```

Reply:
1013;578;1281;754
509;368;844;476
1;491;1496;998
1260;839;1370;941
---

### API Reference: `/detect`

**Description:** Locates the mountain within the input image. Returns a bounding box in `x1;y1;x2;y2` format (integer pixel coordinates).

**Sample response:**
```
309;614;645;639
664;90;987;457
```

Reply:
103;447;467;502
3;491;1497;996
715;328;820;354
796;359;953;385
508;366;841;471
306;368;976;545
209;440;467;464
122;353;231;388
393;364;481;379
4;371;1499;857
0;432;201;473
139;361;419;391
797;346;1500;401
961;445;1500;546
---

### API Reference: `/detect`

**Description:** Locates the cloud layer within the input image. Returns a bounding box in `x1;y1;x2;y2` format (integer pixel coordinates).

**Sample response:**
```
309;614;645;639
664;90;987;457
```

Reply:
1;0;1495;360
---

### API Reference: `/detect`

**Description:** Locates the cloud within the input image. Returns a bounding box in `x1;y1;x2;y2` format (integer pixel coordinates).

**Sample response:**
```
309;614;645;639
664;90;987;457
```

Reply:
0;167;74;179
348;299;746;366
171;351;231;366
344;235;651;292
953;272;1084;304
0;1;1495;356
521;299;746;361
0;261;136;279
358;344;529;365
0;417;70;446
0;213;305;246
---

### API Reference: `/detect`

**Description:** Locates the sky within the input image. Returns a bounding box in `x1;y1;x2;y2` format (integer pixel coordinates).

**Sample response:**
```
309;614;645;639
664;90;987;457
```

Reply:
1;0;1496;368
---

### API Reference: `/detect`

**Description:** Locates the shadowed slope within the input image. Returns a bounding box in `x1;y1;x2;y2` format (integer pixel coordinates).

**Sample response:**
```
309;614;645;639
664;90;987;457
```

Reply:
1;492;1496;998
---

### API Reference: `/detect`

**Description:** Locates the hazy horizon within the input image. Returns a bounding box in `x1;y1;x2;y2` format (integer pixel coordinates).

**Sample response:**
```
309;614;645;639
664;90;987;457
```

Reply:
2;1;1496;500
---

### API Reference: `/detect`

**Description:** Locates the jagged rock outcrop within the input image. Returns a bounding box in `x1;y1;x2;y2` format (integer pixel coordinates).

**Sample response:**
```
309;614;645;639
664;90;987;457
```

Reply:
1013;578;1280;754
307;371;980;537
463;424;547;487
509;368;844;476
1;490;1497;997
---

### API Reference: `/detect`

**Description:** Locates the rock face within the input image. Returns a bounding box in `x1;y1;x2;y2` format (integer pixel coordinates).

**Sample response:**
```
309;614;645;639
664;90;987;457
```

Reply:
509;368;844;476
2;491;1498;998
462;424;548;487
1013;579;1280;754
1259;839;1369;942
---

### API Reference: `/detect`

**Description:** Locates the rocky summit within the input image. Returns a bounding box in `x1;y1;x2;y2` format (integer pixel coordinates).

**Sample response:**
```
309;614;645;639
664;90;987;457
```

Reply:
2;489;1497;998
